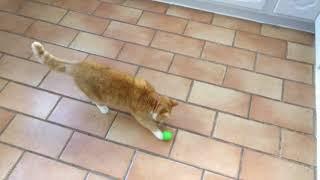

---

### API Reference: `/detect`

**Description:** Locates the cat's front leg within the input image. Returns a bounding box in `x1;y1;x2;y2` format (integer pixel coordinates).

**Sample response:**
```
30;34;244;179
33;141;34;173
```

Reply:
132;113;163;140
95;103;109;114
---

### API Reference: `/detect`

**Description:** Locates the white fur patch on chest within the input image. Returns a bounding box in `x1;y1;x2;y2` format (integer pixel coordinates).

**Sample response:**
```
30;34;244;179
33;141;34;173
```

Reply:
152;113;158;120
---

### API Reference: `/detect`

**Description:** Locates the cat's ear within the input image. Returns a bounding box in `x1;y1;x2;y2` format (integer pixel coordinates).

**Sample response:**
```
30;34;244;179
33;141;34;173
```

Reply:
170;99;178;107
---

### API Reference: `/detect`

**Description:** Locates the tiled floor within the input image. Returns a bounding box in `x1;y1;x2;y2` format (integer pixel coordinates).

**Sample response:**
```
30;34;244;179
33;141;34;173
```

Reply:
0;0;316;180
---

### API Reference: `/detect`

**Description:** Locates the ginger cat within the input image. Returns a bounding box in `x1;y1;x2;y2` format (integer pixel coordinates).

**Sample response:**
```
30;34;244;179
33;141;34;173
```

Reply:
31;42;178;140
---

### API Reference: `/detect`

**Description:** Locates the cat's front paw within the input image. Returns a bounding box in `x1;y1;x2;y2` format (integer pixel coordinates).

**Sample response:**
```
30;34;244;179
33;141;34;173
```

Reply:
97;105;109;114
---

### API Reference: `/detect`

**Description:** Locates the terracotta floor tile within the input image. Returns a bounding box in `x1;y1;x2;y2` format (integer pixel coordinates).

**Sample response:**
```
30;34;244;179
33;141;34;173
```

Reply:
287;42;315;64
240;150;314;180
189;81;250;117
166;5;213;24
0;78;7;90
60;11;110;34
53;0;100;14
9;153;86;180
30;42;88;62
169;55;226;84
18;1;66;23
49;98;116;137
40;71;90;101
0;55;49;86
223;67;282;100
0;31;33;58
25;21;78;47
250;96;313;134
168;102;216;136
0;108;14;133
123;0;168;13
203;171;233;180
107;113;175;155
281;130;316;165
104;21;155;46
256;54;313;84
0;12;34;34
151;31;204;58
261;25;314;45
118;43;173;71
127;152;202;180
171;130;241;177
136;68;192;100
138;12;187;34
87;55;138;76
0;143;22;180
94;3;142;24
184;21;235;45
214;113;280;154
283;81;315;108
212;14;261;34
0;0;24;12
202;42;255;70
87;173;113;180
0;115;71;157
0;83;59;118
70;32;124;58
60;132;134;178
235;31;287;58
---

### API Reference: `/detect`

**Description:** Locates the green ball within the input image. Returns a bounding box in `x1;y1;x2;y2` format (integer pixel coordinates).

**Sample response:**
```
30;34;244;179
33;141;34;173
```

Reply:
162;131;173;141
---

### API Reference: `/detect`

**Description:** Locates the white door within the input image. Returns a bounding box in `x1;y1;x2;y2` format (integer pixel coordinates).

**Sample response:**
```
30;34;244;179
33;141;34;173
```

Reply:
316;14;319;180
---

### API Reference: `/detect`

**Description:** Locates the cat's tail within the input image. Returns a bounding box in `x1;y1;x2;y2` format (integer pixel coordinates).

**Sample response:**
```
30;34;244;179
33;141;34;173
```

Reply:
31;42;77;74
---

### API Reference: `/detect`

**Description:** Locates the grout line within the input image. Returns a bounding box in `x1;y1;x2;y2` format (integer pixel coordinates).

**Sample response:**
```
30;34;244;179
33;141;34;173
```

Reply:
185;80;194;102
100;18;112;36
166;53;175;72
280;79;285;102
22;19;35;36
246;95;253;118
134;66;141;77
168;129;178;157
221;66;228;85
199;40;206;59
90;1;102;15
148;29;158;47
123;150;136;180
236;148;244;180
57;9;69;25
252;52;258;71
182;19;189;34
45;96;63;120
67;31;80;47
114;42;126;60
37;70;51;88
83;171;90;180
210;112;219;137
0;113;16;136
0;78;10;93
278;128;283;157
135;8;145;25
104;112;118;139
3;151;25;180
200;169;205;180
231;30;237;47
57;131;74;159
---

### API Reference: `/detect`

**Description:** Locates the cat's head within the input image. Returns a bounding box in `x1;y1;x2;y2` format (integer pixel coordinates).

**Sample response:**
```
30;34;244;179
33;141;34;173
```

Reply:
152;95;178;124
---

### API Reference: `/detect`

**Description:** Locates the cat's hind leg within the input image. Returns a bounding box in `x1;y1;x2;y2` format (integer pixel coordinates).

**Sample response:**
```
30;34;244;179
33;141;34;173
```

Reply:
95;103;109;114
